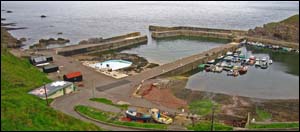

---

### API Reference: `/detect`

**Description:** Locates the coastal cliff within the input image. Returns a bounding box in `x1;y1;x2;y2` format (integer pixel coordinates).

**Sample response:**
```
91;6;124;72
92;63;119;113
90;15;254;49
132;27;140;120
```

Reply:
248;14;299;43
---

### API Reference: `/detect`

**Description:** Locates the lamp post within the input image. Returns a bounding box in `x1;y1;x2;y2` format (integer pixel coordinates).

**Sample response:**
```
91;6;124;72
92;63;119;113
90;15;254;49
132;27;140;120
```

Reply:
43;83;49;106
211;105;216;131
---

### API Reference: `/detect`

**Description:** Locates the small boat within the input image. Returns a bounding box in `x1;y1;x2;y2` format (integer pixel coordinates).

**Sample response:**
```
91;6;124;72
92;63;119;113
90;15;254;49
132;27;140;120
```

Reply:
227;70;239;77
150;108;173;124
207;59;215;64
238;66;248;75
261;62;268;69
255;60;260;67
217;55;224;60
233;53;239;57
239;54;246;59
213;66;223;73
126;109;152;122
249;55;256;60
198;64;207;71
236;48;242;54
268;60;273;65
232;57;239;63
226;51;233;56
224;56;234;62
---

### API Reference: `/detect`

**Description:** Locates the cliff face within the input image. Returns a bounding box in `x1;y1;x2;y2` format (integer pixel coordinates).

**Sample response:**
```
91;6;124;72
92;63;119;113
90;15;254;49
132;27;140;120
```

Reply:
248;14;299;43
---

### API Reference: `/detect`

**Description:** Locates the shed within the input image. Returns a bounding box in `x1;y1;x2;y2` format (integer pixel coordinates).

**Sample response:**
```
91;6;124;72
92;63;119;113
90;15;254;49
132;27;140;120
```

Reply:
28;81;75;99
43;65;59;73
63;71;83;82
29;56;53;66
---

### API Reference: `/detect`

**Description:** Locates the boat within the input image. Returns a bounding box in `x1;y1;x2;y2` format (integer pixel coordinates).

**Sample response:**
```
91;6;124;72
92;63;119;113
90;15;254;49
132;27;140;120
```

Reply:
217;55;224;60
232;57;239;63
238;66;248;75
224;56;234;62
239;54;246;59
207;59;215;64
255;59;260;67
226;51;233;56
233;53;239;57
269;60;273;65
227;70;239;77
260;61;268;69
249;55;256;60
150;108;173;124
126;109;152;122
213;66;223;73
198;64;207;71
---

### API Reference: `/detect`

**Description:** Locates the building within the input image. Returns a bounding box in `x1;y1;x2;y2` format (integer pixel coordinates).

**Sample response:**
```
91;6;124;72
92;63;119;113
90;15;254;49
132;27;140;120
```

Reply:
28;81;75;99
63;71;83;82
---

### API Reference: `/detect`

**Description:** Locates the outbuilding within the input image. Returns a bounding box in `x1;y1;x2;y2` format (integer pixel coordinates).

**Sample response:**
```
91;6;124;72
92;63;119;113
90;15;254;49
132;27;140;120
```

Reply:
28;81;75;99
29;56;53;66
63;71;83;82
43;65;59;73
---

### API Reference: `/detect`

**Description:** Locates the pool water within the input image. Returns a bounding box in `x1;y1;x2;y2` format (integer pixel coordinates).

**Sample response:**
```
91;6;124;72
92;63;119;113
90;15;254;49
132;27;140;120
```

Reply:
91;60;132;71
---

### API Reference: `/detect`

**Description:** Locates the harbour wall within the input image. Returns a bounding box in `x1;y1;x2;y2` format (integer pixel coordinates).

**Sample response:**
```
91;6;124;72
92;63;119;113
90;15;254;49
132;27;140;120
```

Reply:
149;25;247;36
57;35;147;56
151;30;235;41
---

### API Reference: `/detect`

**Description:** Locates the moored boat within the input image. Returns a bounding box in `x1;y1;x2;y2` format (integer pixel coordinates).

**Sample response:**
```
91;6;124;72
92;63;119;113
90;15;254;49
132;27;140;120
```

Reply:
150;108;173;124
238;66;248;75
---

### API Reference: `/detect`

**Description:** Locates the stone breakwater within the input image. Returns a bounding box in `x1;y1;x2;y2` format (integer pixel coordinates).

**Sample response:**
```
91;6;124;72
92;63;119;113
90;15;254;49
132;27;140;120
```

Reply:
57;33;147;56
149;25;247;36
78;32;141;45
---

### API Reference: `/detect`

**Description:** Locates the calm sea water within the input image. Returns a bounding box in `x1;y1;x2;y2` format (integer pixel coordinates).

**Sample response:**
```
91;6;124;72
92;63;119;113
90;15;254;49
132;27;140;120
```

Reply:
186;47;299;99
1;1;299;48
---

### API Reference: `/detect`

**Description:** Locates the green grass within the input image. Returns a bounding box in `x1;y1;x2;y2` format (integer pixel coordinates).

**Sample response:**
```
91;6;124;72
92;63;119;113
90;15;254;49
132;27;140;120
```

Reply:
248;122;299;129
187;121;233;131
1;51;102;130
90;98;129;110
255;108;272;121
75;105;167;130
188;100;219;116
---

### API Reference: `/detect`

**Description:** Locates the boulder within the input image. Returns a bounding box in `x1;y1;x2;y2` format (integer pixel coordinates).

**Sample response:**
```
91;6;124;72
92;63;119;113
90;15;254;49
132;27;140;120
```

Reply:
19;37;26;42
40;15;47;18
57;32;63;35
6;10;12;13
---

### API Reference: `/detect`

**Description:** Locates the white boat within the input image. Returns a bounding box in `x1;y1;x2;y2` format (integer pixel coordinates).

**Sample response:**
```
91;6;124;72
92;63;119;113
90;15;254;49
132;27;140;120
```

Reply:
207;59;215;64
217;55;224;60
269;60;273;65
226;51;233;56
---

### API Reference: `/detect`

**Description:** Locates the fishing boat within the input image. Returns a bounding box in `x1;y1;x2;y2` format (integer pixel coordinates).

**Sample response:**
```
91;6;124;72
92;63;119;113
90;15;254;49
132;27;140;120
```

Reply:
227;70;239;77
233;53;239;57
217;55;224;60
260;61;268;69
238;66;248;75
268;59;273;65
213;66;223;73
226;51;233;56
150;108;173;124
239;54;246;59
224;56;234;62
255;59;260;67
207;59;215;64
125;109;152;122
198;64;207;71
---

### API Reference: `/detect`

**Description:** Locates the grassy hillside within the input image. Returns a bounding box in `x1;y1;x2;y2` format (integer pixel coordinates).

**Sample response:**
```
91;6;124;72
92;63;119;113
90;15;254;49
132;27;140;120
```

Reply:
248;14;299;43
1;28;102;130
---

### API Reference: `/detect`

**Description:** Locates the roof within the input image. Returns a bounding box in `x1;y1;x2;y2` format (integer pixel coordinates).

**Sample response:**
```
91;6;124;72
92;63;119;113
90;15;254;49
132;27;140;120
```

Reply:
43;65;58;69
65;71;82;79
28;81;73;98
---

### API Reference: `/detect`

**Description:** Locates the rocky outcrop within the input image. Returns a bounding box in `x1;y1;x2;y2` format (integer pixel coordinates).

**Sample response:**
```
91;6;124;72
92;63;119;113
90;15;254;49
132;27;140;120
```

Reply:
40;15;47;18
78;37;103;44
6;10;12;13
248;14;299;43
1;27;23;48
30;38;70;49
57;32;63;35
1;18;6;21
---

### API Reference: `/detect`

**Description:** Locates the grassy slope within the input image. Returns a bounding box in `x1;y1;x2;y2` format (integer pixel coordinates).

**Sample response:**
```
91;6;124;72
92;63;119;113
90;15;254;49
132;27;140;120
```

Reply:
90;98;129;110
248;122;299;129
187;121;233;131
75;105;167;130
1;28;101;130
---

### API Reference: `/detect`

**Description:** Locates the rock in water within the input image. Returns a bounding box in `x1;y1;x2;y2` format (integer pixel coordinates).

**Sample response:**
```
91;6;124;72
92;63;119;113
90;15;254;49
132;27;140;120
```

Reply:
40;15;47;18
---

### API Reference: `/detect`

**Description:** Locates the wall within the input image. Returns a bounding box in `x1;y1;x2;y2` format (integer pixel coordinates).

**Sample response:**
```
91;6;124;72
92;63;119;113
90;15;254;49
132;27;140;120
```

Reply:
149;25;247;36
244;36;299;49
58;36;147;56
151;30;234;40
